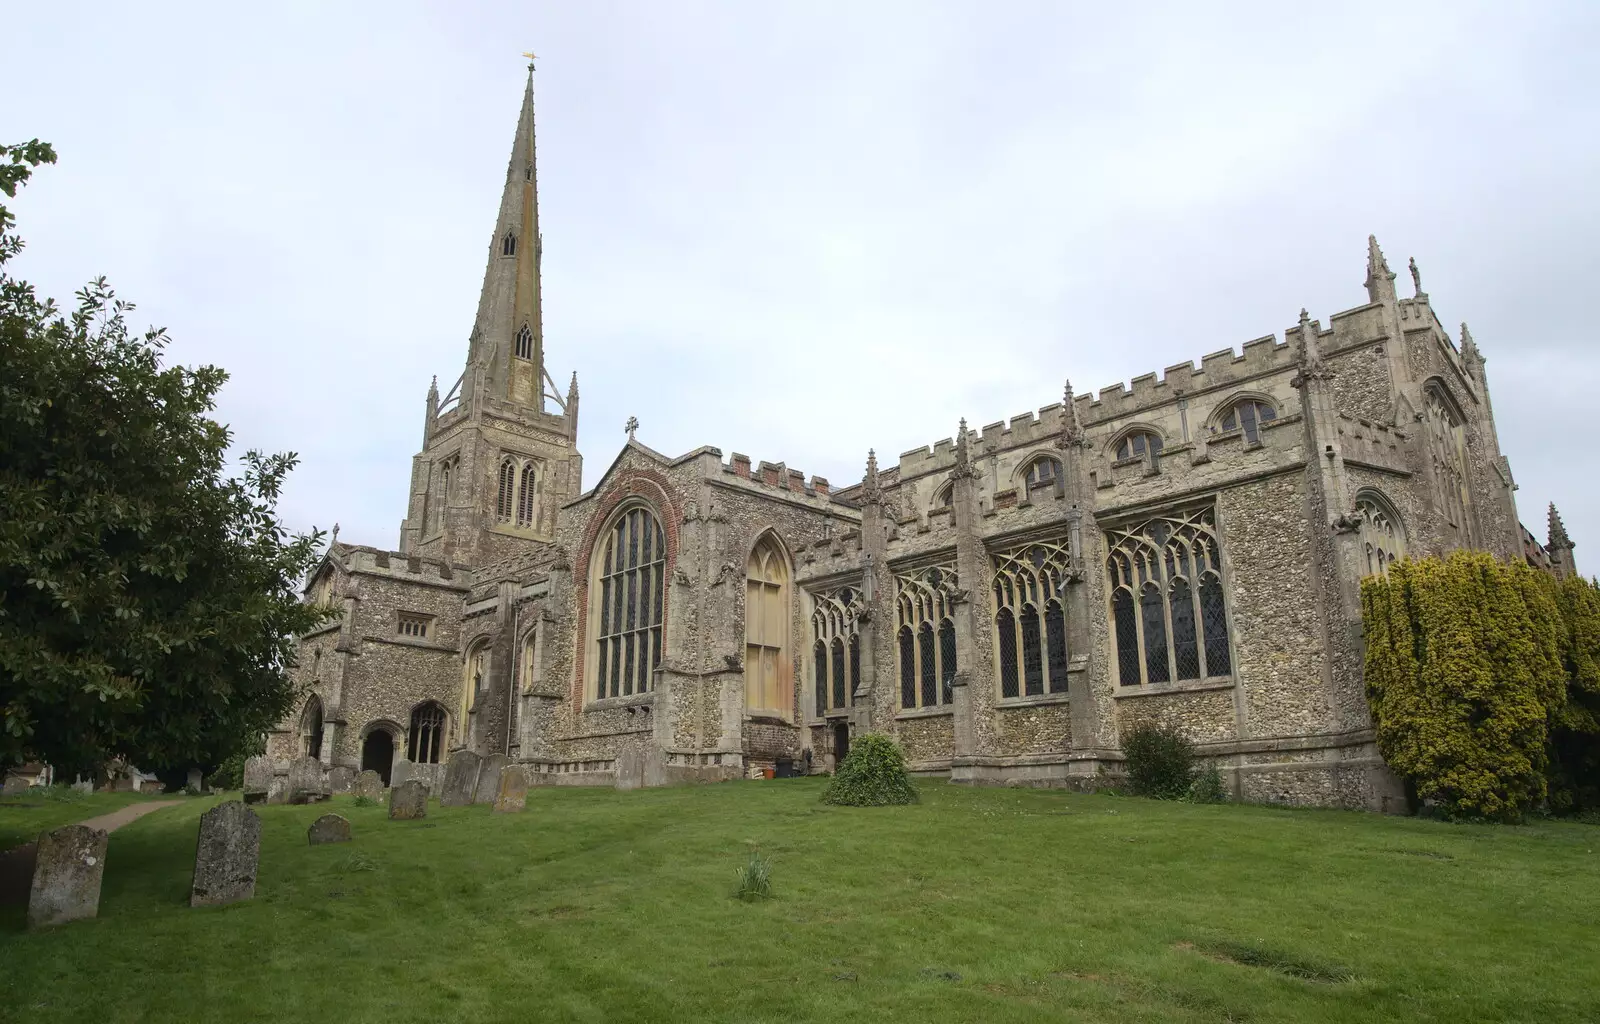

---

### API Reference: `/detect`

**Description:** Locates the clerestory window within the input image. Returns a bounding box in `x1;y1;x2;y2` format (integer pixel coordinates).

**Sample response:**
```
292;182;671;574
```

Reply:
1217;399;1277;444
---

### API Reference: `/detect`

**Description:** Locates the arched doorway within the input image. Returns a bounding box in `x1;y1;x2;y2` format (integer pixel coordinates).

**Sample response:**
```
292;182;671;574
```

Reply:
361;730;395;785
832;722;850;770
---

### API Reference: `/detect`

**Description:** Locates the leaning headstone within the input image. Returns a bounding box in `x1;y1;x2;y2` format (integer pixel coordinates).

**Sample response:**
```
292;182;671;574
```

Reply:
493;765;530;813
288;755;325;804
27;825;108;929
307;814;352;846
614;745;644;791
242;756;271;804
327;767;355;795
390;758;414;790
473;754;509;805
388;780;427;820
190;801;261;908
440;750;482;807
352;770;384;802
186;768;204;795
2;776;28;797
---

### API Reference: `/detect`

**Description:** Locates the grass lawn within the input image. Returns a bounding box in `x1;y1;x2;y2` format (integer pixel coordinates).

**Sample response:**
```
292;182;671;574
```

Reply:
0;790;177;851
0;780;1596;1023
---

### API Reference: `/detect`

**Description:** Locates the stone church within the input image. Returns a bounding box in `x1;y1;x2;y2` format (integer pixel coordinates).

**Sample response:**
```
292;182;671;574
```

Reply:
268;69;1579;810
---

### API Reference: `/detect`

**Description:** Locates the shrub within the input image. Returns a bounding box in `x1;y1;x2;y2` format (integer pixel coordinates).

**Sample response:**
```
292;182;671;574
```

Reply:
1362;553;1566;821
1122;723;1197;799
1188;763;1227;804
352;795;378;808
1549;574;1600;812
732;850;772;901
822;733;919;806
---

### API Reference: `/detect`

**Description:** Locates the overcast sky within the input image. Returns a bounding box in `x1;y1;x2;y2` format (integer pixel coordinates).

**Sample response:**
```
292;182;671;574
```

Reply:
7;2;1598;564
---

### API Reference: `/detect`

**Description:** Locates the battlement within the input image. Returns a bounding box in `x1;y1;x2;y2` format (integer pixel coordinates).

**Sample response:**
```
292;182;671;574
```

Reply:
334;543;467;587
720;452;834;501
1337;414;1412;476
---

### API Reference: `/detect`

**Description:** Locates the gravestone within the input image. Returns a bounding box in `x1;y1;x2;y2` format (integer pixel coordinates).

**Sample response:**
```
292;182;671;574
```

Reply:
352;770;384;802
3;776;28;797
493;765;529;813
440;750;482;807
27;825;108;929
242;756;271;804
71;779;93;795
288;756;325;804
473;754;509;805
389;758;414;790
327;767;355;795
267;775;289;805
110;777;135;793
307;814;352;845
388;780;427;820
614;745;644;791
190;801;262;908
186;768;204;794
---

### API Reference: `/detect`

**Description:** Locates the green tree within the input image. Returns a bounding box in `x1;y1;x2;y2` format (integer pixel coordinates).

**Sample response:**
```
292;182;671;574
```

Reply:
1548;574;1600;811
0;141;330;777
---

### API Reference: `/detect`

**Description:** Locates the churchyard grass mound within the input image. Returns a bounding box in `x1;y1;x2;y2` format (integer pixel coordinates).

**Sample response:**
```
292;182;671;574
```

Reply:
0;781;1597;1022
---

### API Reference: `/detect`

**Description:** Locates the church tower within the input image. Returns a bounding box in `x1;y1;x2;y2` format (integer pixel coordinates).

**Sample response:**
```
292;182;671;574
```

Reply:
399;63;583;566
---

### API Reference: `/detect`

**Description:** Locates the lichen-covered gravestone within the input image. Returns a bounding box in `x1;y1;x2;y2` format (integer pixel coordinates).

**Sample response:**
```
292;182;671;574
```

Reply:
389;758;414;790
288;755;326;805
473;754;509;805
440;750;482;807
27;825;108;929
388;780;427;820
493;765;530;813
352;770;384;801
242;756;271;803
190;801;262;908
3;775;30;797
614;745;644;791
307;813;352;845
327;767;355;795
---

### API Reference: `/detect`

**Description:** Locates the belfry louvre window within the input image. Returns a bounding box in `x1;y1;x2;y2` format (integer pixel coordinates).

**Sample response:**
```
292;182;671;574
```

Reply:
811;586;862;715
992;539;1072;698
502;231;516;257
516;463;536;527
496;459;516;522
593;506;667;700
745;537;791;717
408;702;447;764
1105;506;1232;687
895;564;958;710
397;613;431;639
1218;399;1276;444
515;324;533;360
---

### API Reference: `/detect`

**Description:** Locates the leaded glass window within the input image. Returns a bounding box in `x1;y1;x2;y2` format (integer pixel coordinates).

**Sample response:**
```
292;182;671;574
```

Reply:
515;323;533;359
811;585;861;715
991;539;1073;698
1105;506;1233;687
895;564;958;710
1115;430;1164;462
1218;399;1277;444
408;702;447;764
1024;455;1062;496
1424;388;1473;548
1357;492;1408;577
592;506;666;700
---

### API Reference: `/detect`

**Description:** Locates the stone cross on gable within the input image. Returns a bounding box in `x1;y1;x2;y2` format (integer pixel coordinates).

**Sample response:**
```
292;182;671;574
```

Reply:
625;416;639;441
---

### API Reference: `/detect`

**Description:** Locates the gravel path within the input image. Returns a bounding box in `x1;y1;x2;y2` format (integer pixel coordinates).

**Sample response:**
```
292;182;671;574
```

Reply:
0;799;185;906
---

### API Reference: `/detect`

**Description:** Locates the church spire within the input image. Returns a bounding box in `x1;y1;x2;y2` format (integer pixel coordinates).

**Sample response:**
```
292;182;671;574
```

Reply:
464;65;545;410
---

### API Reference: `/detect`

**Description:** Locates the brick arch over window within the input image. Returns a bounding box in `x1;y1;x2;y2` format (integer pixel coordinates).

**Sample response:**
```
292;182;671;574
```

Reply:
570;470;681;711
744;531;792;718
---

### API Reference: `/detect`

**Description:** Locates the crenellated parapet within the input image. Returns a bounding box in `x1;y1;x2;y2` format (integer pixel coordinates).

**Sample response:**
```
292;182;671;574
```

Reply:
1336;414;1412;476
717;452;848;508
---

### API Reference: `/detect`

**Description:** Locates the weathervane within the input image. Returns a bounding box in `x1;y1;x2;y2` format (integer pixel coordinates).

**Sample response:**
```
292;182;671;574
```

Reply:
521;51;537;69
625;416;639;442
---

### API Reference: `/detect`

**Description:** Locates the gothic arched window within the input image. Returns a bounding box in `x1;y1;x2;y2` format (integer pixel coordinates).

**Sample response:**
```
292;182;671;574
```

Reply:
895;564;958;709
515;323;533;360
436;458;453;532
502;231;517;257
811;586;861;715
744;535;790;717
516;462;537;528
1424;386;1474;548
1356;492;1408;577
1022;455;1063;496
590;505;667;701
1105;506;1233;687
933;481;953;510
408;701;447;764
300;696;324;760
496;459;516;523
992;539;1073;698
1217;399;1277;444
1115;430;1164;462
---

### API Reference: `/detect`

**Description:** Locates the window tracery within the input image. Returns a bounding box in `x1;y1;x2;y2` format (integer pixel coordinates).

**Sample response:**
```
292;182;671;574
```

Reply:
1424;387;1473;546
502;231;517;257
992;539;1072;698
515;323;533;360
496;459;516;523
1216;399;1277;444
1105;506;1232;687
811;586;862;715
895;563;959;710
1356;493;1407;577
590;506;666;700
516;463;537;528
744;537;791;717
408;702;447;764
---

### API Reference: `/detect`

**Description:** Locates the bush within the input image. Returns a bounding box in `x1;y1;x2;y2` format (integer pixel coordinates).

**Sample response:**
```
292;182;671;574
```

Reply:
822;733;919;806
1188;763;1227;804
1122;723;1197;799
1549;574;1600;812
732;849;773;901
1362;553;1565;822
352;795;378;808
